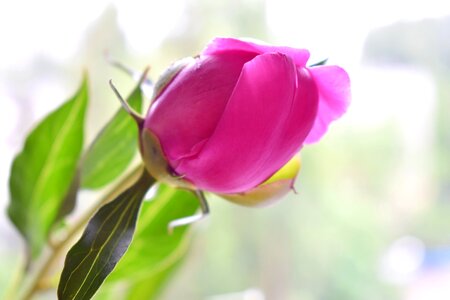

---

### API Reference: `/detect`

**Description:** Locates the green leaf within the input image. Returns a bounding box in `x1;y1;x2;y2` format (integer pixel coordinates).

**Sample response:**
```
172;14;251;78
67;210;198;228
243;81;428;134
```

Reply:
58;170;155;300
309;58;328;67
95;184;200;300
124;264;180;300
8;77;89;258
80;85;143;189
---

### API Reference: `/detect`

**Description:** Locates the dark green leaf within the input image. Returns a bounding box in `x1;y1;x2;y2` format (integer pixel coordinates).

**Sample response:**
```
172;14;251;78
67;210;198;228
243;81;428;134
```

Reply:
8;77;89;258
55;168;81;224
80;85;143;189
95;184;200;300
58;170;155;300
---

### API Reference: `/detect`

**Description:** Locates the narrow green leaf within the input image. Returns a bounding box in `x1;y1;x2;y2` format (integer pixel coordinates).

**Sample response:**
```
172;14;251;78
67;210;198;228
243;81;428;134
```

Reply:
8;77;89;258
309;58;328;67
58;170;155;300
80;85;143;189
96;184;199;300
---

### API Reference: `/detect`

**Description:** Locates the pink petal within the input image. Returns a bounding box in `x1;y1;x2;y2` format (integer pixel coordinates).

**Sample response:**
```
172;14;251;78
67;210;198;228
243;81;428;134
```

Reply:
304;65;351;144
203;37;311;67
145;51;256;164
175;53;318;193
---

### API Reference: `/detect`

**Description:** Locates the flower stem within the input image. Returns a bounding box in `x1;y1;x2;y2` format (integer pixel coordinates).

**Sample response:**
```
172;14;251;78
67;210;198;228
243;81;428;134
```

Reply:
20;164;145;300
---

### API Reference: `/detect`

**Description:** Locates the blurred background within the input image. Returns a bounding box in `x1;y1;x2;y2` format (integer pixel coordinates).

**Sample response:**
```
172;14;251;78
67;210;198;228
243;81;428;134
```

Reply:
1;0;450;299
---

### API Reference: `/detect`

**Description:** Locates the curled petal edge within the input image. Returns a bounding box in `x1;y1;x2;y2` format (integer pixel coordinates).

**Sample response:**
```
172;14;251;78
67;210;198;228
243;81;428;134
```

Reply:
304;65;351;144
203;37;311;67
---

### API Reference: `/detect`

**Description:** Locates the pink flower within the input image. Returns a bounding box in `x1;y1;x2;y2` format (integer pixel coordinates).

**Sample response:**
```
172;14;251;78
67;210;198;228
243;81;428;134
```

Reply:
142;37;350;198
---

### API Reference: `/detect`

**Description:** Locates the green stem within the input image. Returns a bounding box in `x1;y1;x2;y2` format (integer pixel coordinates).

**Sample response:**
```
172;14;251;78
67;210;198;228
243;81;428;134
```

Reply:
3;254;26;300
20;164;145;300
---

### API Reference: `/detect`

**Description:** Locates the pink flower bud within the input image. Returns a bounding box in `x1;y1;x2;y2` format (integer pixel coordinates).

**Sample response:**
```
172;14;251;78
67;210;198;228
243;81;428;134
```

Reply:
141;37;351;196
